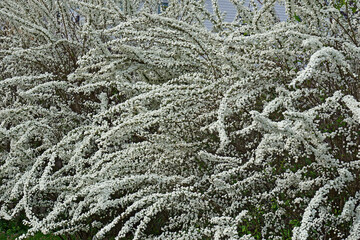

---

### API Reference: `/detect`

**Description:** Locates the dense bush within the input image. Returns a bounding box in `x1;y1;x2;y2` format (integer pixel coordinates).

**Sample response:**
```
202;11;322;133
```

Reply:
0;0;359;239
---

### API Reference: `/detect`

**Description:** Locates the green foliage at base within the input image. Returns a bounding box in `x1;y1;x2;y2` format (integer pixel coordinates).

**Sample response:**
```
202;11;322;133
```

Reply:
0;219;65;240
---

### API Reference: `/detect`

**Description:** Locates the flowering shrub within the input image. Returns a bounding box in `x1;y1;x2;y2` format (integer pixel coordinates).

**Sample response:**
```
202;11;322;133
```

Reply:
0;0;359;239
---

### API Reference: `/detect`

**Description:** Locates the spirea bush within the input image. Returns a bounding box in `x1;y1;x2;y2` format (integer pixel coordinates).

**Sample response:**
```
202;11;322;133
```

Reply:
0;0;359;239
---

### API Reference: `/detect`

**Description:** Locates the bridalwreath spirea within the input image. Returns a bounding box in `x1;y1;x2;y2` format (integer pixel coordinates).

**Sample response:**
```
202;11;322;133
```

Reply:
0;0;359;239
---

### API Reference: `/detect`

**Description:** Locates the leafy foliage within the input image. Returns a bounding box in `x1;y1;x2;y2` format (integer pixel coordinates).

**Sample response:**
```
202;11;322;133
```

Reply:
0;218;28;238
0;0;359;239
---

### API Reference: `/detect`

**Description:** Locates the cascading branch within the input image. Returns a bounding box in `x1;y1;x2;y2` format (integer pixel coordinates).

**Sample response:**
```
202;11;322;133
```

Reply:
0;0;359;239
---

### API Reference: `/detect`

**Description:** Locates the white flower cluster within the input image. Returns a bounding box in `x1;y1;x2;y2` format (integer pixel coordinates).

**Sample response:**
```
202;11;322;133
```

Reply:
0;0;359;239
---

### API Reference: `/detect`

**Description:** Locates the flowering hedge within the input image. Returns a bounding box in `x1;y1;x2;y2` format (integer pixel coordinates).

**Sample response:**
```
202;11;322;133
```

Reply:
0;0;359;239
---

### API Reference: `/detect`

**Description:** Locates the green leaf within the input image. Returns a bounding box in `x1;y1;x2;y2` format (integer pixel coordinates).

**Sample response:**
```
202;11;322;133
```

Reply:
294;14;302;22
